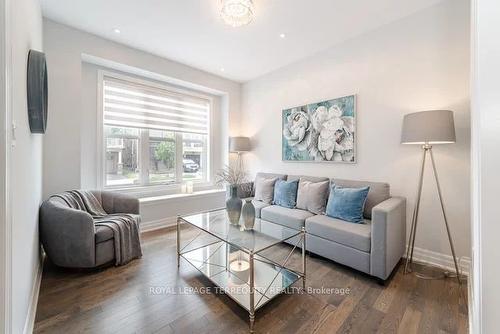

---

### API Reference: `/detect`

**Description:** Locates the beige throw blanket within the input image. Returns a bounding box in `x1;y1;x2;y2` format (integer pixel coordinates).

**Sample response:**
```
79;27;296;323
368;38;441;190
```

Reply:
52;190;142;265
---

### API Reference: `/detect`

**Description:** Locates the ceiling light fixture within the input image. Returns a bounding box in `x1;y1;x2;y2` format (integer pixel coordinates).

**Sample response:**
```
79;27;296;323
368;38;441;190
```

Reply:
279;33;286;38
113;28;121;34
220;0;254;27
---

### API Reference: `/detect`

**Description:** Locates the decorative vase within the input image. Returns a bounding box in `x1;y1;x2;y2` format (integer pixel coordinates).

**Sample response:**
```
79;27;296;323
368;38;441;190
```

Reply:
242;199;256;230
226;185;242;225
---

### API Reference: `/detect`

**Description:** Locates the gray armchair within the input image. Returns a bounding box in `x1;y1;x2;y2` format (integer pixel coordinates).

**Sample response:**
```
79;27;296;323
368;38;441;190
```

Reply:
39;190;140;268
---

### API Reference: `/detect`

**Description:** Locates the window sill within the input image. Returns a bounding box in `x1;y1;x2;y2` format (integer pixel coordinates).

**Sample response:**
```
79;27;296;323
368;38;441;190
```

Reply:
103;181;216;198
139;188;225;204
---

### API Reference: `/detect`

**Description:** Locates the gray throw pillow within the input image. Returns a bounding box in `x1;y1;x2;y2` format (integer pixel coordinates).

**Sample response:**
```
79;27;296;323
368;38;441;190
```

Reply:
254;177;277;204
296;179;330;214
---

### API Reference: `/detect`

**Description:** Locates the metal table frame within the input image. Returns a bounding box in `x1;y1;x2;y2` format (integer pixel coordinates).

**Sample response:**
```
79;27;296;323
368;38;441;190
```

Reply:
176;211;306;333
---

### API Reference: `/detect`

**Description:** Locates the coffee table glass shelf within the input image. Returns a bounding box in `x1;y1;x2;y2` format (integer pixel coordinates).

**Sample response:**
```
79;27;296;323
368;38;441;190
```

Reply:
177;209;306;333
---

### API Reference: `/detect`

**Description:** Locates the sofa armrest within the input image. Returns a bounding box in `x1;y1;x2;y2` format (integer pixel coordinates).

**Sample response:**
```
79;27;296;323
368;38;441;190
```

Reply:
370;196;406;280
39;201;96;268
100;191;140;215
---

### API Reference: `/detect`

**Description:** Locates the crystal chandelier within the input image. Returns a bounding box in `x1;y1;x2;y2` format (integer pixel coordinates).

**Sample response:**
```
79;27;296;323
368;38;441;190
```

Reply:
220;0;254;27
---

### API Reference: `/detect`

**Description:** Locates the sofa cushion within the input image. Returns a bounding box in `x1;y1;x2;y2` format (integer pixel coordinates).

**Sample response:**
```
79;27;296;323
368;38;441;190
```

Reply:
254;177;278;204
273;179;299;208
287;175;329;183
253;172;287;195
332;178;390;219
261;205;315;230
305;215;371;252
244;199;270;218
326;185;370;223
255;172;287;181
296;179;330;214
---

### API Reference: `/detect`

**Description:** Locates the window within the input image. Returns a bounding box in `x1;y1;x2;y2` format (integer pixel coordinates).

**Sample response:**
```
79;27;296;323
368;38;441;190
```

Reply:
101;74;210;188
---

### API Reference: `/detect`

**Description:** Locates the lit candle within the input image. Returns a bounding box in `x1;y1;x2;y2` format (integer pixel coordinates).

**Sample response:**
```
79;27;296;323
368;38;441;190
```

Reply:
230;259;250;284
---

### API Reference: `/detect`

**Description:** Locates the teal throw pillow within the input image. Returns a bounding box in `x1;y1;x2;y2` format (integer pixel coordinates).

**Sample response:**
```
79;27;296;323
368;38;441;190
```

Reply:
326;184;370;223
273;179;299;209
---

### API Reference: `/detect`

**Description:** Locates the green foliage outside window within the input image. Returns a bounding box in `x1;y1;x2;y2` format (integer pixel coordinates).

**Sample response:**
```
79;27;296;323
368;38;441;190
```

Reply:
154;141;175;169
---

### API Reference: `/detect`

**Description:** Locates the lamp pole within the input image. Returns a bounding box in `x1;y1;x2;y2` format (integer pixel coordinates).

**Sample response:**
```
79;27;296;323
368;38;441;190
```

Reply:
404;144;462;286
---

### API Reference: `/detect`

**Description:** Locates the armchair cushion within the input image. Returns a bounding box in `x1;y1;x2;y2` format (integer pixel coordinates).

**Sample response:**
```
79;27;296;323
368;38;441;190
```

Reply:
95;225;114;243
96;213;141;244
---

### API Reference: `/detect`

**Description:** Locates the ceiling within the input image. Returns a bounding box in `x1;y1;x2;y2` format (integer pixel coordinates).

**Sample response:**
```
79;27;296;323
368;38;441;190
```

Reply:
41;0;444;82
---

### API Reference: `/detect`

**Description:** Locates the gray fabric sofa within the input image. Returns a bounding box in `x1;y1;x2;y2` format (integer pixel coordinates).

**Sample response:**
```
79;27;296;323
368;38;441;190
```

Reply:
244;172;406;281
39;191;140;268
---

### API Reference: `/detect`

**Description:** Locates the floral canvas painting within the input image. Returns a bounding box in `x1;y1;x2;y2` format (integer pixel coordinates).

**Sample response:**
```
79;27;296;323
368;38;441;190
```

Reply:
282;95;356;162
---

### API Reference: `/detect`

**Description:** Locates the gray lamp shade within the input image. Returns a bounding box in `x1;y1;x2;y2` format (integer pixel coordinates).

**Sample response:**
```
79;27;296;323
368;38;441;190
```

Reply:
401;110;456;145
229;136;251;152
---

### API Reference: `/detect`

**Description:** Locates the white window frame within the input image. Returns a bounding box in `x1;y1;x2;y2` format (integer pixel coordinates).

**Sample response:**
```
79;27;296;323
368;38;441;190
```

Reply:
96;70;214;193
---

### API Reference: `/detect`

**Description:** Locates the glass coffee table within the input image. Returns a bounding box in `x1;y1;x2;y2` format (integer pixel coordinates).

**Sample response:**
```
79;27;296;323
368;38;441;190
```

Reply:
177;209;306;333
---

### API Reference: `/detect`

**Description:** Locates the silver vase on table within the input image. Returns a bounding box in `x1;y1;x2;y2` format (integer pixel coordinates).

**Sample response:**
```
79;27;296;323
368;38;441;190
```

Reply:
242;199;255;230
226;185;242;225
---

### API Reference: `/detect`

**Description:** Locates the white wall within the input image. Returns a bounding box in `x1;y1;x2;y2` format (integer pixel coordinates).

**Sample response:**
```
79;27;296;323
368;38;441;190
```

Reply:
471;0;500;332
43;19;241;198
9;0;44;333
241;0;470;263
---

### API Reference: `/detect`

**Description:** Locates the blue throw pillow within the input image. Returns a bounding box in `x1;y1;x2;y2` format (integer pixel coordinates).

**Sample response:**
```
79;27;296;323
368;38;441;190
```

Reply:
273;179;299;209
326;184;370;223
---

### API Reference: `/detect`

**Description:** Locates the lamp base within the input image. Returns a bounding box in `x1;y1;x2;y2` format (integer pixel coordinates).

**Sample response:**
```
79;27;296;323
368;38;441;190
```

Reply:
405;263;465;282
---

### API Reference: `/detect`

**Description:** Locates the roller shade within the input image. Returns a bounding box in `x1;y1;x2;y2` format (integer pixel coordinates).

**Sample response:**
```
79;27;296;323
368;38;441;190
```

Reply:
103;76;210;135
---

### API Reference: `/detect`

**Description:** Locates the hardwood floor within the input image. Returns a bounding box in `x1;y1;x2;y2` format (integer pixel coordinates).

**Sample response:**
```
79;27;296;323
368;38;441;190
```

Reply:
34;227;468;334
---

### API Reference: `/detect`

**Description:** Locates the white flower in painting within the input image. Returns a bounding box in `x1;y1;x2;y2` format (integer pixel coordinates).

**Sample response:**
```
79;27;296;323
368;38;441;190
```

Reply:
283;110;312;151
311;105;354;161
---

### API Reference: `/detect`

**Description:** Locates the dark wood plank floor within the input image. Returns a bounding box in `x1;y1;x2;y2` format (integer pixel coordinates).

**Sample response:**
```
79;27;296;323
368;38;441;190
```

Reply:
34;227;468;334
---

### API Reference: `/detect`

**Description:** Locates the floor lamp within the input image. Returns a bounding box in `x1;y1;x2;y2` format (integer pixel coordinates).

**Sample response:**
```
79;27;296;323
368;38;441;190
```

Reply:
401;110;462;285
229;136;251;168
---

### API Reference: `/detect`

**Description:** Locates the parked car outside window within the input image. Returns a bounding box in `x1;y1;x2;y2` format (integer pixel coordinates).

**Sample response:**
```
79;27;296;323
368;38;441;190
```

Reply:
183;159;199;173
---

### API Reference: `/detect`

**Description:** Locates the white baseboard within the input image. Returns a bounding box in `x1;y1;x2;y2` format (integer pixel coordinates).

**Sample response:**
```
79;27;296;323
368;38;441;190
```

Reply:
141;216;176;232
23;255;43;334
405;245;471;276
